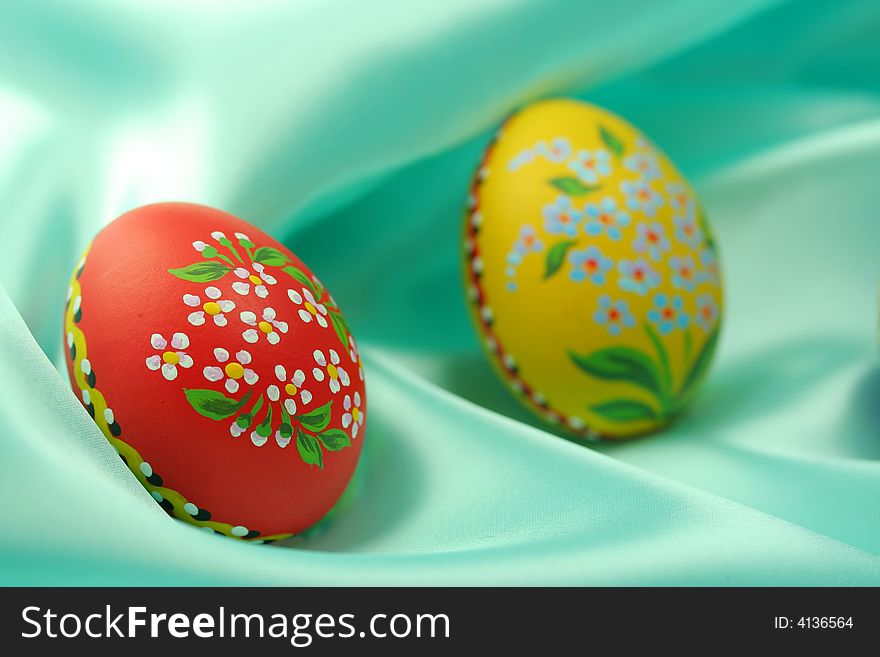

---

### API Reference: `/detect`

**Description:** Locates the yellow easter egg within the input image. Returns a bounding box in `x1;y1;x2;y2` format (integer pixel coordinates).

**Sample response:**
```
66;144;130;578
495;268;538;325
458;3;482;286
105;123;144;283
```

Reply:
463;98;723;439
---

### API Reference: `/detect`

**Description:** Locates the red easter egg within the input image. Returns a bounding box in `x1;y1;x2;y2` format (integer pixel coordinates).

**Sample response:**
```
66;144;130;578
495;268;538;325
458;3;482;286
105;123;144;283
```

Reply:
63;203;366;541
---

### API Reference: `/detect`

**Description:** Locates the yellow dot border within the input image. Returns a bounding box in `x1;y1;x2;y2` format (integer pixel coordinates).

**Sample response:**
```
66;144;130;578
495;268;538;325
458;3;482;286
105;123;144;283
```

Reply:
64;243;293;543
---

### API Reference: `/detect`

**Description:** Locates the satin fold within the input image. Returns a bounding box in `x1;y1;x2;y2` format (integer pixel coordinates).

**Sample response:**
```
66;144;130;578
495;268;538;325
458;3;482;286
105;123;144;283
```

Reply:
1;0;878;585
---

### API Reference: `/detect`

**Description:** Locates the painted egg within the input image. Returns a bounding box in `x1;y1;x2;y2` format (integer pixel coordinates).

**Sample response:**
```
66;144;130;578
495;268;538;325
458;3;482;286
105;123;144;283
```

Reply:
63;203;366;541
463;99;723;439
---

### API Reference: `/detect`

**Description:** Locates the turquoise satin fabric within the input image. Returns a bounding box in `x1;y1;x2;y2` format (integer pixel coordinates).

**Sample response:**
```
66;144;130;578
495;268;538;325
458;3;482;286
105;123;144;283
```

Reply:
1;0;878;585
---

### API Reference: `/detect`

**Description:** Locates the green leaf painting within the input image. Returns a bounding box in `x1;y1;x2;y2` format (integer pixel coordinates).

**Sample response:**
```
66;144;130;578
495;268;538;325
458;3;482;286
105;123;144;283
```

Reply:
571;323;721;424
184;389;252;420
283;264;350;350
679;324;720;403
549;177;601;196
295;401;332;433
282;265;319;299
253;246;289;267
569;345;666;400
167;261;231;282
599;125;624;157
296;429;323;468
279;404;294;439
255;405;273;437
329;310;349;351
643;322;673;401
318;428;351;451
166;234;361;468
544;239;577;279
312;275;326;299
235;393;265;429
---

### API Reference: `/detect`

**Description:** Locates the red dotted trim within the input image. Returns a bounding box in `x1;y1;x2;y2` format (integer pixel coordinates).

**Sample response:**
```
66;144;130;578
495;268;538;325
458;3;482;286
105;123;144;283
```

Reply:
462;113;603;441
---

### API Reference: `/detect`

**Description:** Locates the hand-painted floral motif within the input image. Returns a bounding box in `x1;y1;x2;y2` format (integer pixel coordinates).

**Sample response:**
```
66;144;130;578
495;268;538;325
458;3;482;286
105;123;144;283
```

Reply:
695;294;719;331
313;349;350;394
666;183;690;211
250;425;270;447
699;247;720;283
633;222;671;261
191;230;258;268
289;287;329;328
568;149;611;184
67;205;366;545
349;335;365;382
173;227;355;353
537;137;572;163
618;258;661;295
584;197;630;240
145;333;193;381
203;347;259;393
673;204;703;249
569;246;612;284
230;417;247;438
166;227;363;467
543;195;582;237
624;151;661;181
504;224;546;293
593;295;636;336
183;286;236;326
668;255;698;291
271;364;313;413
342;392;364;439
621;179;663;217
508;136;572;171
241;307;288;345
274;428;292;448
232;263;277;298
514;225;543;255
647;294;690;334
464;103;722;440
